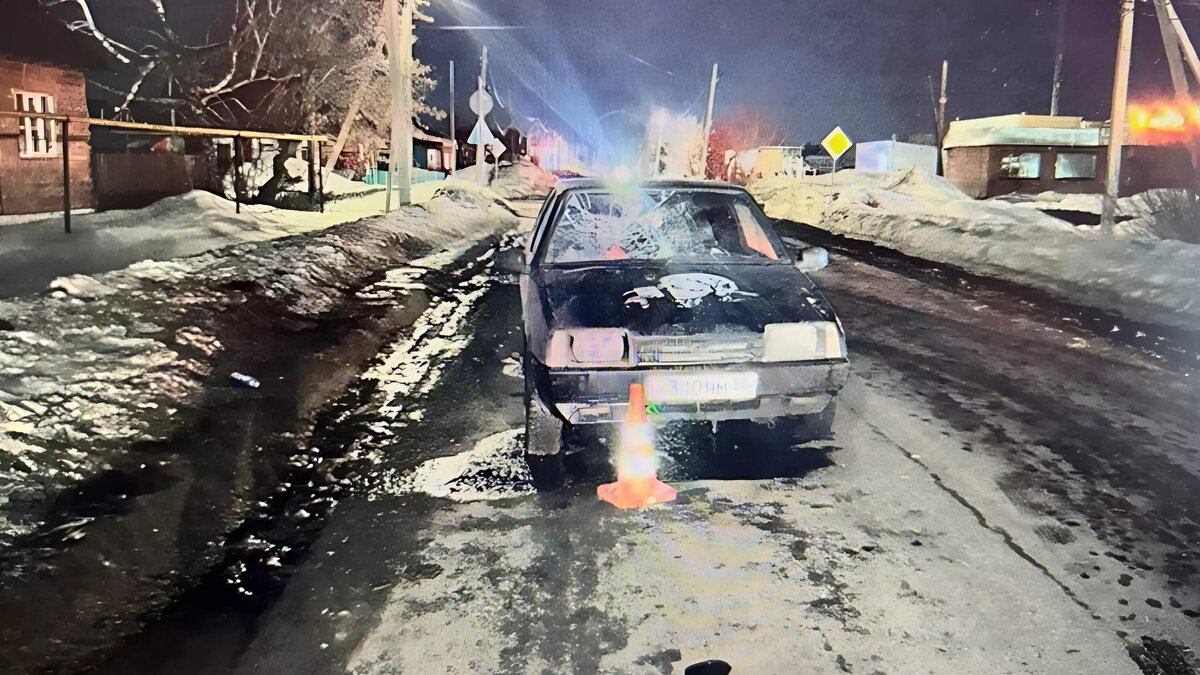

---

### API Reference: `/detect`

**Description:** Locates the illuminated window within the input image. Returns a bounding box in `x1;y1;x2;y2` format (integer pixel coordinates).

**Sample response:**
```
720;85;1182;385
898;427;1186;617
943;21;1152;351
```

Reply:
15;91;58;158
1055;153;1098;179
1000;152;1041;179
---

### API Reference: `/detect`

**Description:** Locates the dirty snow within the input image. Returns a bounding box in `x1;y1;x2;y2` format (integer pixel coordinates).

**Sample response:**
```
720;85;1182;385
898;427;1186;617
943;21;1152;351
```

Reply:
750;170;1200;331
0;185;517;546
993;189;1200;243
487;158;558;200
383;429;533;502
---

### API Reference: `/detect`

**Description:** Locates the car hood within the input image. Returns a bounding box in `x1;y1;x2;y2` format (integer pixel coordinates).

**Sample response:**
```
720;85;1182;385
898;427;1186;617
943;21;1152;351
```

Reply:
538;263;836;334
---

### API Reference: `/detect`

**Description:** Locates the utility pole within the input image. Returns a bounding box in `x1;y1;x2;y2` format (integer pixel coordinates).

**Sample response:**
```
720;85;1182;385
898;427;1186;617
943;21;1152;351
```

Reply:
396;0;413;205
1050;0;1067;115
699;63;719;179
384;0;399;213
1159;0;1200;84
449;59;456;175
1102;0;1136;232
938;59;949;141
384;0;413;211
1154;0;1191;101
476;46;489;185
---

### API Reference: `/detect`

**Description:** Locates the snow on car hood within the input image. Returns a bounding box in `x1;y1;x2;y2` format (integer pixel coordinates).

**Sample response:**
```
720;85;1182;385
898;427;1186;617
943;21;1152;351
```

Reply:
538;263;836;334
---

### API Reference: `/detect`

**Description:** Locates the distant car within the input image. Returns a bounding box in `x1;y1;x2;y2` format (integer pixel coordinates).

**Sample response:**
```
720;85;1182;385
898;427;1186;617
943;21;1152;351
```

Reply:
500;179;850;483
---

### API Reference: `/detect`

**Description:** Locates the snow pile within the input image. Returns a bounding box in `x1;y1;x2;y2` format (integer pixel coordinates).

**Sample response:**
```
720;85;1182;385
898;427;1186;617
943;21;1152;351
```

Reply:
0;191;517;546
750;169;1200;330
384;429;533;502
487;158;557;200
993;189;1200;243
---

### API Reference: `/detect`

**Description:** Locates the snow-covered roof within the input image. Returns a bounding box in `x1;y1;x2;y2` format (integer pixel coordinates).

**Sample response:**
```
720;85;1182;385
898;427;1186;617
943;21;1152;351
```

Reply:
944;114;1104;150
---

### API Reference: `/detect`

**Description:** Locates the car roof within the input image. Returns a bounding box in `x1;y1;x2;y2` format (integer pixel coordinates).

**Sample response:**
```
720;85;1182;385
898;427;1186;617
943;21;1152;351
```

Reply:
552;177;745;194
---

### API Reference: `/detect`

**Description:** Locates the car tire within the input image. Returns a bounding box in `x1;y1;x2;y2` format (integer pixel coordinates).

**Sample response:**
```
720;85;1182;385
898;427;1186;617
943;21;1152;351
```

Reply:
525;453;565;490
796;400;837;441
523;352;565;489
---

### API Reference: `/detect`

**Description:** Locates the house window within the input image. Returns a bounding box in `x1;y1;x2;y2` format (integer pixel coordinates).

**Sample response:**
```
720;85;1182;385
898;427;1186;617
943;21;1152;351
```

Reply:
1056;152;1098;179
15;91;58;158
1000;152;1041;179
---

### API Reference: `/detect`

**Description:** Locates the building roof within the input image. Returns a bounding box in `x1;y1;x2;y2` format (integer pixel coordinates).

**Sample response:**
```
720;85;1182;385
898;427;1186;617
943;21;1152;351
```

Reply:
0;0;113;69
944;113;1104;150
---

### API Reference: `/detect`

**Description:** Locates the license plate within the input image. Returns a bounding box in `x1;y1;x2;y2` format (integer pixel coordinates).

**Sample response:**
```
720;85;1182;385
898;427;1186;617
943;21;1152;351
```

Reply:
644;372;759;404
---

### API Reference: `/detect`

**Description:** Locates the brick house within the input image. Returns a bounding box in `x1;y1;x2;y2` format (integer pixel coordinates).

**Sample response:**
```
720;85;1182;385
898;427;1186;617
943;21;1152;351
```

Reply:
943;114;1197;199
0;2;107;215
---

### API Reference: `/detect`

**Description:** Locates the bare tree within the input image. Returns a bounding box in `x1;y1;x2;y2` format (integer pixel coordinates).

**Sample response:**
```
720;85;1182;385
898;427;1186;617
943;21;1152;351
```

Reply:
41;0;441;137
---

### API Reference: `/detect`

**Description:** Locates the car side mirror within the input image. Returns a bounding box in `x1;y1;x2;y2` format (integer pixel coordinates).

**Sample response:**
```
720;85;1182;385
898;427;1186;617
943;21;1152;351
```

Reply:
495;247;524;274
795;246;830;273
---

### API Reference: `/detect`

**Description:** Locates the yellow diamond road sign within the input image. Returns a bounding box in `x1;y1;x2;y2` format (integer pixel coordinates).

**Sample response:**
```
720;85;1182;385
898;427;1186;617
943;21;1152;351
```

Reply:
821;126;853;161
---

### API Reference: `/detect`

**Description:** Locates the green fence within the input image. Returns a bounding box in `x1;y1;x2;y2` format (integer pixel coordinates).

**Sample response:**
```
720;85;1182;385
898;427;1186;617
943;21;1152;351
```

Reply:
365;168;447;186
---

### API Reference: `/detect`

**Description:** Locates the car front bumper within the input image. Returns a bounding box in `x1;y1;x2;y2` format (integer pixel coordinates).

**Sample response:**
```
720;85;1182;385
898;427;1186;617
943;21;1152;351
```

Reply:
539;360;850;425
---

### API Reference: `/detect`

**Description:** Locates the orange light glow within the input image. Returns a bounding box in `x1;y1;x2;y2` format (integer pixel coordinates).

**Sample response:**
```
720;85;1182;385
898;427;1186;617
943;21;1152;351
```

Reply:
597;384;677;509
1128;100;1200;136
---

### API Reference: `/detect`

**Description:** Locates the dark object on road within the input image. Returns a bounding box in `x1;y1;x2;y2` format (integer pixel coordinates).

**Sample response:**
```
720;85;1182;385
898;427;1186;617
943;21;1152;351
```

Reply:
685;659;734;675
508;178;850;484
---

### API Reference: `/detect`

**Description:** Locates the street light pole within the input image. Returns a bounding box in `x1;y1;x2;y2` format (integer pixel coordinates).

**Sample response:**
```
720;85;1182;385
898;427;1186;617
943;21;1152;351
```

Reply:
1102;0;1135;232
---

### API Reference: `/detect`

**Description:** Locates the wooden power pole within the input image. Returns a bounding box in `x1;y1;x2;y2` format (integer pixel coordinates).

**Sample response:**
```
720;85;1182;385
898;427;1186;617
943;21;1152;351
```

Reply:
699;64;719;179
1154;0;1191;101
1102;0;1136;231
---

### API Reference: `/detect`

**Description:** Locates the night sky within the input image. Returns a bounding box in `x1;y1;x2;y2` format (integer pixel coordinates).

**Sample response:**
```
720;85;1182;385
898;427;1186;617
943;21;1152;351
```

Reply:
418;0;1200;147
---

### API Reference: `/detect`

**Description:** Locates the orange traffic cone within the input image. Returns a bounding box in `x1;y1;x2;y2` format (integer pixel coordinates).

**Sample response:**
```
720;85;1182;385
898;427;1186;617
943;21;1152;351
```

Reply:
597;384;677;509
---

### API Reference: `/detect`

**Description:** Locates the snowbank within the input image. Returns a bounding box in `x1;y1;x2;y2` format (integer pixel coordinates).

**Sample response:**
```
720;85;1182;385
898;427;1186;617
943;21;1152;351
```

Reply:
486;158;557;200
0;188;517;549
993;189;1200;243
750;170;1200;331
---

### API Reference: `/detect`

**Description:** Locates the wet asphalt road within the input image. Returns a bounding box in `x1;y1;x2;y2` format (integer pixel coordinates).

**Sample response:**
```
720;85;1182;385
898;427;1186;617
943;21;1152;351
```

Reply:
7;202;1200;673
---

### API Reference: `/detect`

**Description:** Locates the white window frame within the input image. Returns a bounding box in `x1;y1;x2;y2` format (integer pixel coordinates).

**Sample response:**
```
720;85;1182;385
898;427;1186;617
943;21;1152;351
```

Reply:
15;91;59;158
1055;152;1098;180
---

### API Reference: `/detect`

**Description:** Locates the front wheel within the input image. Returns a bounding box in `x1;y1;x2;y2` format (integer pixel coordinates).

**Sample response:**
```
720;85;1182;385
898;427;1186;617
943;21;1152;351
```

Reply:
525;453;565;490
524;353;565;489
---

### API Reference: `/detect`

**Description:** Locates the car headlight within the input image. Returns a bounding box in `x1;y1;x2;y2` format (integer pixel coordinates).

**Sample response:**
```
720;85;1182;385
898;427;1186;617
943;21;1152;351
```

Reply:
546;329;628;367
762;322;846;362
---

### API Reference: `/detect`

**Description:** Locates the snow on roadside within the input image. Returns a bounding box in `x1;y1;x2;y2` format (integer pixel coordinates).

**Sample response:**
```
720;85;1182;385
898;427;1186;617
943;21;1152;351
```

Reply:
382;429;533;502
468;158;557;200
0;185;517;546
993;189;1200;243
750;170;1200;331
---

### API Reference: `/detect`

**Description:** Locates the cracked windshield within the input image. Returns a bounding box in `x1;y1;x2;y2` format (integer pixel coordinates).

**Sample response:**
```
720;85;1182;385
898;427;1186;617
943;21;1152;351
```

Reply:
0;0;1198;674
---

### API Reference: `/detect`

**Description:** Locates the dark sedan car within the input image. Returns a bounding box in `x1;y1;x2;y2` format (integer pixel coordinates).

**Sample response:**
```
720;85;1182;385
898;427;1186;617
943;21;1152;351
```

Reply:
502;179;850;482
